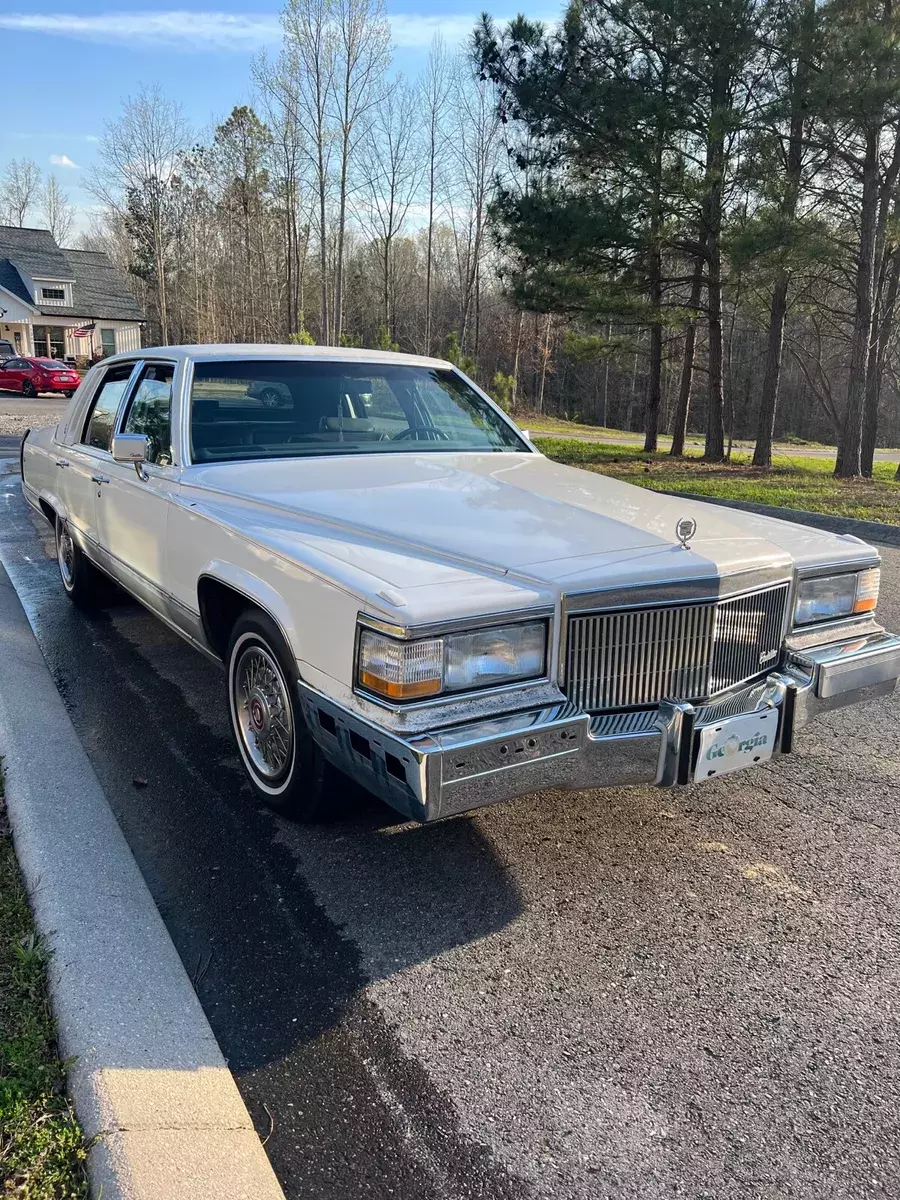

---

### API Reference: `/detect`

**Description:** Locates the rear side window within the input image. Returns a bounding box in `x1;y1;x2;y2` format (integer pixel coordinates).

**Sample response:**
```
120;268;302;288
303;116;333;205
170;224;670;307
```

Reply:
82;363;135;451
122;363;175;465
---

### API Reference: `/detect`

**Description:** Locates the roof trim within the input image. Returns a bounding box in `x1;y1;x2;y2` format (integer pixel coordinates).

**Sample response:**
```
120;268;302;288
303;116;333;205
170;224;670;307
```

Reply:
0;281;38;313
100;343;454;368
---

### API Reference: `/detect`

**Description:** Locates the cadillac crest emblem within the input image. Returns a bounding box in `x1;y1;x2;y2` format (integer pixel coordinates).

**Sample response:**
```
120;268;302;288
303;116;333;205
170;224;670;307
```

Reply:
676;517;697;550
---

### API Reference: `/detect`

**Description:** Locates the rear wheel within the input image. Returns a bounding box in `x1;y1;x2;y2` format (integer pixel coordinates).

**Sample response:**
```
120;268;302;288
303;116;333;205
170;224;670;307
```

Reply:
21;380;36;398
226;611;333;820
64;390;75;399
55;515;106;609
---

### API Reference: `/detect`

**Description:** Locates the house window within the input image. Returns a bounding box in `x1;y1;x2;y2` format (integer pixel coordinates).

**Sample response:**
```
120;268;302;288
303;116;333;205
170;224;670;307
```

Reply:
32;325;67;360
41;287;66;301
100;328;116;358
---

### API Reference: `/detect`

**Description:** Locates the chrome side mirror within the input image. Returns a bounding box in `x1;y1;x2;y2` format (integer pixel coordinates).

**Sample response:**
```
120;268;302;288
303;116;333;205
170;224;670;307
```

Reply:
111;433;151;481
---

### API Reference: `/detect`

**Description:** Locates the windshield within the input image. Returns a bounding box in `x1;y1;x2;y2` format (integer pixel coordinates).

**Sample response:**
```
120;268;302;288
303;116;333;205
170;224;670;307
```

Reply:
189;360;529;463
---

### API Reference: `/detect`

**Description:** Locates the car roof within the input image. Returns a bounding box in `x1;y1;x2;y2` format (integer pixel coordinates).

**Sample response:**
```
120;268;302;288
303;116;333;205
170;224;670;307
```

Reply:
98;344;454;370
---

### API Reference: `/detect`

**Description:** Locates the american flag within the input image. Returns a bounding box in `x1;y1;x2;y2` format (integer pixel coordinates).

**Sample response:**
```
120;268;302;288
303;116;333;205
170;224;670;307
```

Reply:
72;323;95;338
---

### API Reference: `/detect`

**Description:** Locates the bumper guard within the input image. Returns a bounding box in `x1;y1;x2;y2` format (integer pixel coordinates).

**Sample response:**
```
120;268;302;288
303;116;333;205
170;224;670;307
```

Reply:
298;630;900;823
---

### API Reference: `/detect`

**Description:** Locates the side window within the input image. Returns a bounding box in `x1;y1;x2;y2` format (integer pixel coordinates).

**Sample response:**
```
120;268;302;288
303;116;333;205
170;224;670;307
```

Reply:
122;363;174;466
82;364;135;452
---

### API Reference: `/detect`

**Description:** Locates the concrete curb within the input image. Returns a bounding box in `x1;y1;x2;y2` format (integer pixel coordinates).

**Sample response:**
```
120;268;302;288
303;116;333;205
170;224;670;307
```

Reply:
661;490;900;548
0;560;285;1200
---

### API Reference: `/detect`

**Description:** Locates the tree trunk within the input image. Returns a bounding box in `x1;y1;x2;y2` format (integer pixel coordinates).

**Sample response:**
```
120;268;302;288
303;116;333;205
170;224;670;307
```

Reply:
643;130;665;454
702;65;727;463
671;256;704;457
837;128;880;478
317;146;329;345
644;243;663;453
425;138;436;354
334;127;350;344
511;309;523;410
537;314;552;413
864;242;900;473
753;270;789;467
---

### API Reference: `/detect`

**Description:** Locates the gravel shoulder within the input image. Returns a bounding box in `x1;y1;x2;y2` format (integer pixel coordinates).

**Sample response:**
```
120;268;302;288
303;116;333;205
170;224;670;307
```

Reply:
0;394;66;437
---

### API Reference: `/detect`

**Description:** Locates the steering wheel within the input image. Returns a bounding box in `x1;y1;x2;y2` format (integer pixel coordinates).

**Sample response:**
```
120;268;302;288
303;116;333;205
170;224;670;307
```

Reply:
392;426;452;442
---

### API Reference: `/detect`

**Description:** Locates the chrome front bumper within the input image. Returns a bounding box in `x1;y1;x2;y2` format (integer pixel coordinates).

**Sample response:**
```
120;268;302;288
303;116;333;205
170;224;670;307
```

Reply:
298;630;900;823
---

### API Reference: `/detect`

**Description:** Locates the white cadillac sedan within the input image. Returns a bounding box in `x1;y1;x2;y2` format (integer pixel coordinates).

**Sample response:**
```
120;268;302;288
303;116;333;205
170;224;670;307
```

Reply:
20;346;900;822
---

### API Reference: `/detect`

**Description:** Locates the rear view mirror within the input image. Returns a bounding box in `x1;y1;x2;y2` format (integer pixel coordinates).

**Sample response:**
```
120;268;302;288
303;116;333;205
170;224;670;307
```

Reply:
111;433;150;463
111;433;151;480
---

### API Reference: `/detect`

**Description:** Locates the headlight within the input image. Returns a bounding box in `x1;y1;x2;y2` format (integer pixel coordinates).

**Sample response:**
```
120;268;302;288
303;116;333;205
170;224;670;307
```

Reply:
794;567;880;625
357;620;547;701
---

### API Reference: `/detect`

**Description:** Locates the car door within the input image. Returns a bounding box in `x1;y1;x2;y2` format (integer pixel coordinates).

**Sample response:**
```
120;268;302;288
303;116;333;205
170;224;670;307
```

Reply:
0;359;23;390
57;361;140;553
93;360;181;616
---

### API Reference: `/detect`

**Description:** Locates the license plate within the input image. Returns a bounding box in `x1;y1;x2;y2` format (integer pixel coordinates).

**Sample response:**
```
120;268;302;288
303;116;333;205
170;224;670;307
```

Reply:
694;708;778;782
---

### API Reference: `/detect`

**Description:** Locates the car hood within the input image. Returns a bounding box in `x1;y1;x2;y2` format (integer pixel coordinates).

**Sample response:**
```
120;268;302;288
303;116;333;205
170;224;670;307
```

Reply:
186;452;871;592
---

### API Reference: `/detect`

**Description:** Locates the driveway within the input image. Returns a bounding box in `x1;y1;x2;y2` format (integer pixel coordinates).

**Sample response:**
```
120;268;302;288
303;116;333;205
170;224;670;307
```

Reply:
1;464;899;1199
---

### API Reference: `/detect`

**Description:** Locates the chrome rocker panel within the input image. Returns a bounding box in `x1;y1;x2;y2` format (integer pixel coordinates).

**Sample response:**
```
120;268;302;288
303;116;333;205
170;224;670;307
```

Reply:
298;630;900;824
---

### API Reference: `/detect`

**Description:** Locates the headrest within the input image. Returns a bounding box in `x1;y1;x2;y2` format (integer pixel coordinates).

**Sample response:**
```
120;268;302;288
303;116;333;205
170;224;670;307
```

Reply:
192;399;220;421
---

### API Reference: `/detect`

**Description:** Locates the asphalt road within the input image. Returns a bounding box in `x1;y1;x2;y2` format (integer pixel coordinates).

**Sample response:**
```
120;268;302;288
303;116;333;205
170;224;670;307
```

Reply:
2;460;900;1200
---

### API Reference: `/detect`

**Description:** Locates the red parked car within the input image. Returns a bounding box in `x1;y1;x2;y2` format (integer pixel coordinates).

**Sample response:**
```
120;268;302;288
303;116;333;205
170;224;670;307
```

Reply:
0;357;80;398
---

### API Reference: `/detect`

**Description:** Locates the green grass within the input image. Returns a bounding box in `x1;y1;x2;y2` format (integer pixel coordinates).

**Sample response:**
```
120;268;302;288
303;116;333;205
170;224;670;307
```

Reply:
0;769;89;1199
518;413;900;456
535;437;900;525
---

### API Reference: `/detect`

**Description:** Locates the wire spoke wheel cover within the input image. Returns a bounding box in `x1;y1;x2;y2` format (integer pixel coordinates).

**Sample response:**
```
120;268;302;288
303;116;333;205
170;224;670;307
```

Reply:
57;522;75;591
234;643;295;782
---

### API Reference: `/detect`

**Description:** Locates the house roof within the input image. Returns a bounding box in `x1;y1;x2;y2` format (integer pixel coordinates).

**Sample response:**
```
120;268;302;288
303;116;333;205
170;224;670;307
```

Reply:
0;225;144;323
0;225;74;283
48;249;145;322
0;258;36;308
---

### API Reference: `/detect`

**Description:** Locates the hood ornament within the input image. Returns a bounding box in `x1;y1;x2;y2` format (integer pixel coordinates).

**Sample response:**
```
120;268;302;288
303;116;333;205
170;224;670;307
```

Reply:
676;516;697;550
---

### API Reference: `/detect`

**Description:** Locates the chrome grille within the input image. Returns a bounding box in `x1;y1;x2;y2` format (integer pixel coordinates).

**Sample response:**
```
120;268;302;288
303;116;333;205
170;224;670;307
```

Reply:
565;584;789;712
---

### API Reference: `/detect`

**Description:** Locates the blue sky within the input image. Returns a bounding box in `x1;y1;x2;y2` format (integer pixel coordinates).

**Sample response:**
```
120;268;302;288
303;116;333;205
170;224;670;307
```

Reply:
1;0;547;236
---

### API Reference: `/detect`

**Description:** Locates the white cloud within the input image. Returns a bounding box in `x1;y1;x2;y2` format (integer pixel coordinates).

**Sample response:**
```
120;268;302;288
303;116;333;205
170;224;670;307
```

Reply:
0;11;281;49
0;10;520;52
50;154;79;169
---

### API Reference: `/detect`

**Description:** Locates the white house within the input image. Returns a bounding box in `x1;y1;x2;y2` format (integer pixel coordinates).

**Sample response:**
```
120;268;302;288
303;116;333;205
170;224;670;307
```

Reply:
0;225;144;363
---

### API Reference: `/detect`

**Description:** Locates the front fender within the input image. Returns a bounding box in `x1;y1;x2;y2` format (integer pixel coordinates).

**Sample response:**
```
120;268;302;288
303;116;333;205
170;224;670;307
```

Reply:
198;560;303;661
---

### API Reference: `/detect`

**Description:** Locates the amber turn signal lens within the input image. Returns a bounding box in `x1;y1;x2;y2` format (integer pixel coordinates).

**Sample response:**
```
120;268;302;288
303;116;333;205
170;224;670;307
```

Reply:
357;671;442;700
357;630;443;700
854;567;880;613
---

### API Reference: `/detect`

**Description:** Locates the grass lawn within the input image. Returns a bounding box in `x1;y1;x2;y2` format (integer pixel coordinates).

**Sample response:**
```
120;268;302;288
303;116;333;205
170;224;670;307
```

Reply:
0;770;89;1198
535;437;900;525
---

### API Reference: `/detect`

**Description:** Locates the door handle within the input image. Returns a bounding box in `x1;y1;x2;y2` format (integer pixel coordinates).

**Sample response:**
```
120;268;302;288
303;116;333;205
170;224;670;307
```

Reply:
91;473;110;485
55;459;70;468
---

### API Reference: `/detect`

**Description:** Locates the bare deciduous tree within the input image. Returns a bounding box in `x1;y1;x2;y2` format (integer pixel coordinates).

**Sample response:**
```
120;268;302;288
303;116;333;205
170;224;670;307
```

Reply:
88;85;189;344
420;36;452;354
1;158;42;227
358;78;423;334
330;0;390;343
41;175;74;244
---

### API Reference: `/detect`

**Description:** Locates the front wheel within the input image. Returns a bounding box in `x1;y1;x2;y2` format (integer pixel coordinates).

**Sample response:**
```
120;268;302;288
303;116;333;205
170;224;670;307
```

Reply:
226;611;333;820
258;386;285;408
55;516;107;609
